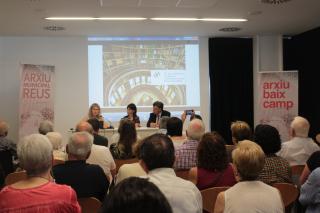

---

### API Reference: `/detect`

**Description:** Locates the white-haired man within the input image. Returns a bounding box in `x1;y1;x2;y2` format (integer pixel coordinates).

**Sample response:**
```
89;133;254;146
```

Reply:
278;116;319;165
52;131;109;201
174;119;205;170
38;120;54;135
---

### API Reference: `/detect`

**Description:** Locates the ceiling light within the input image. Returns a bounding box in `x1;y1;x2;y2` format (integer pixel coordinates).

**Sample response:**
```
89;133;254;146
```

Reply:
151;18;247;22
260;0;292;4
151;18;198;21
219;27;241;32
45;17;147;20
201;18;247;22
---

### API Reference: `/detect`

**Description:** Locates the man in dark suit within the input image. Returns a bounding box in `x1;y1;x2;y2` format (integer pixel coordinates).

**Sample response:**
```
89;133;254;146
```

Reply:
147;101;171;127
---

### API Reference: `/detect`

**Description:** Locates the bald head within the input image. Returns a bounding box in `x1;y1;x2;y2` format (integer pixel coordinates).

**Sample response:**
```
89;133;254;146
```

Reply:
67;131;93;160
76;121;93;134
291;116;310;138
186;119;205;141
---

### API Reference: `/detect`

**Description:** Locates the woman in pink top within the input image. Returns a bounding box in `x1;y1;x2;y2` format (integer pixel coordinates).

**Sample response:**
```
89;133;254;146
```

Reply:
189;132;236;190
0;134;81;213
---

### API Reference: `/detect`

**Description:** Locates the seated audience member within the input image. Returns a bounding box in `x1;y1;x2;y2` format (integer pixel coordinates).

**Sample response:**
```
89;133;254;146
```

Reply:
166;117;187;147
76;121;116;180
101;177;172;213
38;120;54;135
0;134;80;212
147;101;171;128
87;118;108;147
230;120;253;145
115;141;146;185
83;103;110;129
46;131;66;161
0;121;16;176
278;116;319;166
189;132;236;190
158;116;170;134
254;124;292;185
214;140;284;213
110;119;137;159
300;150;320;184
140;134;202;213
53;131;109;201
122;103;140;127
299;167;320;213
175;119;205;170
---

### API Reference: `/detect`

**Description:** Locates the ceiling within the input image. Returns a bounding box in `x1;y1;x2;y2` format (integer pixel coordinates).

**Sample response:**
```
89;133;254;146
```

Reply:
0;0;320;37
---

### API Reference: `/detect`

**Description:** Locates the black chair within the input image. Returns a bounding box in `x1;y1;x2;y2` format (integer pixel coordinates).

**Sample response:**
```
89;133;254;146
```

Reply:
0;150;14;177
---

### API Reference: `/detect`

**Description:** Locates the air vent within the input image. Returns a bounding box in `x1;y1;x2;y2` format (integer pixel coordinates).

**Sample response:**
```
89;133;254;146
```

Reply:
219;27;241;32
43;26;65;31
260;0;292;4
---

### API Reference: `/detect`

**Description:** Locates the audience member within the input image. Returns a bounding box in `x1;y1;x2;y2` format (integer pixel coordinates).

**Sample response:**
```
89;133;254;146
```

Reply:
147;101;171;127
110;119;137;159
84;103;109;128
87;118;108;147
278;116;319;165
300;150;320;184
299;167;320;213
76;121;116;180
140;133;202;213
166;117;187;147
38;120;54;135
189;132;236;190
230;120;252;145
46;131;66;161
0;121;16;176
214;140;283;213
122;103;140;127
254;124;292;184
175;119;205;170
0;134;80;212
52;131;109;201
101;177;172;213
158;116;170;134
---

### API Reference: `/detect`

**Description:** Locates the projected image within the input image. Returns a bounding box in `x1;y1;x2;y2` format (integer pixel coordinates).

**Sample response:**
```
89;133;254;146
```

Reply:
103;44;186;107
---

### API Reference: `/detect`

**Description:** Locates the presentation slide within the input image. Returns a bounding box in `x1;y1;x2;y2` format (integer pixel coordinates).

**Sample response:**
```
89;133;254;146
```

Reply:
88;36;200;123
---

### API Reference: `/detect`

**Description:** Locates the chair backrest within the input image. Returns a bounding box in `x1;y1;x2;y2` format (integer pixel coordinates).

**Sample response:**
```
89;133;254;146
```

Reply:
272;183;299;208
115;158;139;173
0;150;14;176
201;186;230;213
78;197;102;213
53;159;65;166
291;165;305;186
175;169;190;180
5;170;27;185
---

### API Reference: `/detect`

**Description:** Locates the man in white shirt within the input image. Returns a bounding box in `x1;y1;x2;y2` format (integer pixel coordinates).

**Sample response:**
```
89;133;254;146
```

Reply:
76;121;116;181
278;116;319;165
140;133;202;213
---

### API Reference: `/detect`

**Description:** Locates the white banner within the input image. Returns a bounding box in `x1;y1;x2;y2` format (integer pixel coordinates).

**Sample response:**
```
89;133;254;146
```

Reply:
19;64;55;139
257;71;298;142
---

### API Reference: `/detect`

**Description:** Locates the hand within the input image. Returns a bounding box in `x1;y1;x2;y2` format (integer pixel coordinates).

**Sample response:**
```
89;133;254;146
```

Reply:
181;111;186;122
150;122;158;128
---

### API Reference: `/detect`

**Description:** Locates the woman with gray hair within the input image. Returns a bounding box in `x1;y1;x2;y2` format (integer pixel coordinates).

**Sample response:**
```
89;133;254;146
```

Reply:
0;134;80;212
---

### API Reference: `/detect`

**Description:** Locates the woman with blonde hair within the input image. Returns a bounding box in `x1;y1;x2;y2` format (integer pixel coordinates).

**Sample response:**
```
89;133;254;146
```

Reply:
84;103;109;129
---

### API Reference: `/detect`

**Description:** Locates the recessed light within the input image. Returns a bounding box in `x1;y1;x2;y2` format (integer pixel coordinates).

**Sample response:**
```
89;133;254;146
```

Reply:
260;0;292;4
150;18;198;21
43;26;65;31
219;27;241;32
151;18;247;22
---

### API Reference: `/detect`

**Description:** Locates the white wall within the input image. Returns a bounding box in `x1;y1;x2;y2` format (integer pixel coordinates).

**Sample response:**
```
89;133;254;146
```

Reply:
0;37;88;143
0;36;211;143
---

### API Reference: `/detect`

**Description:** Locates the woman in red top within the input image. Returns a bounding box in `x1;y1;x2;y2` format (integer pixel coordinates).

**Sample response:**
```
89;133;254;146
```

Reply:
0;134;80;213
189;132;237;190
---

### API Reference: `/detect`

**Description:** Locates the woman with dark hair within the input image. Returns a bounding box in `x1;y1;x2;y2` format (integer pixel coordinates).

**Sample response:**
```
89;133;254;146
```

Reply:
101;177;172;213
122;103;140;127
166;117;186;147
189;132;236;190
110;119;137;159
254;124;292;185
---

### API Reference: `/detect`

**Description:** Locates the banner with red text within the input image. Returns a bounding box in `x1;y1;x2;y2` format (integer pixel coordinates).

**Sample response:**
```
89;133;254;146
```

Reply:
257;71;298;142
19;64;55;139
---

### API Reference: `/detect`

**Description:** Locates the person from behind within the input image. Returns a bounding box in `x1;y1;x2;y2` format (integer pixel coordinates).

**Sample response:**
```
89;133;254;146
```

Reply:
147;101;171;128
230;120;252;145
46;131;66;161
38;120;54;135
299;167;320;213
87;118;108;147
174;119;205;170
300;150;320;185
140;133;202;213
101;177;172;213
166;117;187;147
278;116;319;166
158;116;170;134
0;134;80;212
122;103;140;127
214;140;283;213
254;124;292;184
52;131;109;202
84;103;110;129
189;132;236;190
110;119;137;159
